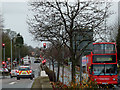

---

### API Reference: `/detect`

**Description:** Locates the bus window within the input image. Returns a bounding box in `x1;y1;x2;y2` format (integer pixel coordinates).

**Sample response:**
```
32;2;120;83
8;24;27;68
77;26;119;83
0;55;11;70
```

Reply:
106;65;116;75
93;44;116;54
92;65;104;75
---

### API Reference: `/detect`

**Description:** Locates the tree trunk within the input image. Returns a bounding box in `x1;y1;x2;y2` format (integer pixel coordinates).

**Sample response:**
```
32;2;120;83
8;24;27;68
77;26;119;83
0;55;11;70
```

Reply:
57;61;60;82
52;59;55;82
62;61;64;83
71;55;76;83
70;35;76;83
80;55;82;84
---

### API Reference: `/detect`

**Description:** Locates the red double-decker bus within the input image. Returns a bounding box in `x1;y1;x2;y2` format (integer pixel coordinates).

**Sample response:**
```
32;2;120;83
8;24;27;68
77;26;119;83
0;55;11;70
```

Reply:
82;42;118;85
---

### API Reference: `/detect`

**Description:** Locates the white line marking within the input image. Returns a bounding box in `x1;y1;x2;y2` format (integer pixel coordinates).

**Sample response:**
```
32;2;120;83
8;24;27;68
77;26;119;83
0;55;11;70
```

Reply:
9;82;16;85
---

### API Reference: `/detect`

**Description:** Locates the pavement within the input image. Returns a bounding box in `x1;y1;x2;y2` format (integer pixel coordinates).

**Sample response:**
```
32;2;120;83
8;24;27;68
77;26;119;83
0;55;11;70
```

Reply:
31;70;53;89
0;76;10;79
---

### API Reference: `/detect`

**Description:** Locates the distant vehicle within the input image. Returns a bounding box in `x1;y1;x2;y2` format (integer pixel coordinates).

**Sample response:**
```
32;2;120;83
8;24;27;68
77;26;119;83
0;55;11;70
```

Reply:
34;58;41;63
34;60;40;63
16;66;34;80
0;68;9;74
36;58;41;62
36;58;41;61
24;60;30;65
24;64;30;66
7;65;11;72
10;68;17;78
13;60;17;66
23;55;31;65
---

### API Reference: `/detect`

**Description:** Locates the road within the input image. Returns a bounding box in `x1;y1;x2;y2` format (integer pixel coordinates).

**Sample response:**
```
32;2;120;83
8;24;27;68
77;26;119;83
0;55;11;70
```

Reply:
1;57;41;89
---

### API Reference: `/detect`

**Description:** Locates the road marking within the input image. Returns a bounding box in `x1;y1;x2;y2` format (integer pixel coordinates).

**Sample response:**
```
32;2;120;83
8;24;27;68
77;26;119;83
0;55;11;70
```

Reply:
9;82;16;85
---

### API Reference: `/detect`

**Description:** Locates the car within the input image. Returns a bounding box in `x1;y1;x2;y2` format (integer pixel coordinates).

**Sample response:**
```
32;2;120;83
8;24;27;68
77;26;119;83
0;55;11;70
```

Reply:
34;60;40;63
24;64;30;66
0;68;9;74
7;65;11;72
16;66;34;80
10;68;17;78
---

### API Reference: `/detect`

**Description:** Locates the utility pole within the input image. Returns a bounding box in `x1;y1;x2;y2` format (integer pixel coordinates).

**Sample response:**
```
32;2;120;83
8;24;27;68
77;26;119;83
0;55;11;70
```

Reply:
2;43;5;62
11;39;12;69
9;30;16;70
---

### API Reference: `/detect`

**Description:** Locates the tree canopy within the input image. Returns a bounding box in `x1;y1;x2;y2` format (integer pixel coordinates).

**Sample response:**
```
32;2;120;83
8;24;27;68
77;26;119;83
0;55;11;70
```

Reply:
28;0;112;82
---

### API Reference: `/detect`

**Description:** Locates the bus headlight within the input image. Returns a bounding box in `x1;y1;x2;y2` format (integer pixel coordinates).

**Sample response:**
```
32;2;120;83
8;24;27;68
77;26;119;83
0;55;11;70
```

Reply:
113;78;115;81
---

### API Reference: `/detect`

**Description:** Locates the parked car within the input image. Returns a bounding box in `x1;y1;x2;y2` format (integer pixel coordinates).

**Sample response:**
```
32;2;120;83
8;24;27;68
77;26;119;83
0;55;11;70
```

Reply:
34;60;40;63
10;68;17;78
0;68;9;74
16;66;34;80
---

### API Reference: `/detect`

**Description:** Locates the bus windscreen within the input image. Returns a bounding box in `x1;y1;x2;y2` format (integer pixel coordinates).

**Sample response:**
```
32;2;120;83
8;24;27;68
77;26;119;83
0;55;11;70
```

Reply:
93;55;116;63
92;64;117;75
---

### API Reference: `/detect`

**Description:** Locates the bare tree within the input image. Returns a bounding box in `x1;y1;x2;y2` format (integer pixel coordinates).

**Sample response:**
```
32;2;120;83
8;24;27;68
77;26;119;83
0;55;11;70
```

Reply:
28;0;112;82
44;42;61;82
108;23;118;42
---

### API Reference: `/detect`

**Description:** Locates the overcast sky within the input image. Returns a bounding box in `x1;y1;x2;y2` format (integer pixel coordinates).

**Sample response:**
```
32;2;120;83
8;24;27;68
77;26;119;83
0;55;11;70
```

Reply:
1;0;120;48
1;1;42;48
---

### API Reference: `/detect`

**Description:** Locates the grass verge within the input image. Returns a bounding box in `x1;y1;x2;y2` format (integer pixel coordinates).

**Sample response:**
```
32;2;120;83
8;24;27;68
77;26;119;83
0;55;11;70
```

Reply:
31;76;53;89
31;76;41;88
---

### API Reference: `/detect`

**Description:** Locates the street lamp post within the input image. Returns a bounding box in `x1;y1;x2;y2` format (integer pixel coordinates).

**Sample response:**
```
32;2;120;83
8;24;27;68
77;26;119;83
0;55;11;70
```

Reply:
11;38;12;69
2;43;5;62
9;31;16;70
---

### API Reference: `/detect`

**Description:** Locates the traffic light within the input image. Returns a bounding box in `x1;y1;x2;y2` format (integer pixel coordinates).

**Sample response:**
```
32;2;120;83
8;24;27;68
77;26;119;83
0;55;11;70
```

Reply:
42;59;46;65
43;43;46;48
2;43;5;48
2;61;5;68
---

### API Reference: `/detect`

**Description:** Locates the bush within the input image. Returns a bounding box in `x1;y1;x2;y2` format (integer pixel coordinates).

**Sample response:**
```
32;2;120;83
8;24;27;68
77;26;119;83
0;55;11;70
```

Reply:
52;75;99;89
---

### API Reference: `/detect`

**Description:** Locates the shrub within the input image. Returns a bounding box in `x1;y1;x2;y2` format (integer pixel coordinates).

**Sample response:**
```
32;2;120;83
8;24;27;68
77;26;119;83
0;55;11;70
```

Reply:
52;75;99;89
